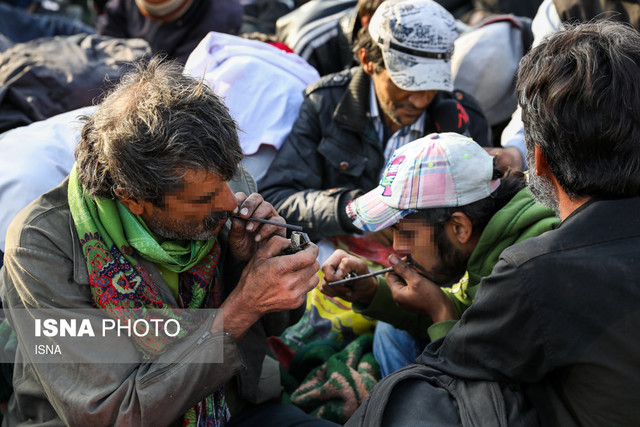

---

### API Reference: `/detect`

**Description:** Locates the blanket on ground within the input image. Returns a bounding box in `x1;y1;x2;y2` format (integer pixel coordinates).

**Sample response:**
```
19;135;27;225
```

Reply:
278;334;380;424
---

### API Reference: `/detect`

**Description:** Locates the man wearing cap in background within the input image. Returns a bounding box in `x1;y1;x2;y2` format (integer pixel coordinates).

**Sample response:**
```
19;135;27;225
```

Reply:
96;0;242;64
319;132;558;377
259;0;490;246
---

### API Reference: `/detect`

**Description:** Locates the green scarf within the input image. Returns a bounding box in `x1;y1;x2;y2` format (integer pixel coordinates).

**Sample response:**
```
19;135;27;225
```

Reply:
67;164;229;426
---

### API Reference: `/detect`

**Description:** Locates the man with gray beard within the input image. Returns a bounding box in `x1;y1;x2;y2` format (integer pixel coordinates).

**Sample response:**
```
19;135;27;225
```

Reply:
525;141;559;214
0;57;336;426
347;20;640;426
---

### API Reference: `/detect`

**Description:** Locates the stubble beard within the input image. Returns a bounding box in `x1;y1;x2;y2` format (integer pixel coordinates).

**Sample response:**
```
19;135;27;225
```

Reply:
146;211;229;241
526;148;560;215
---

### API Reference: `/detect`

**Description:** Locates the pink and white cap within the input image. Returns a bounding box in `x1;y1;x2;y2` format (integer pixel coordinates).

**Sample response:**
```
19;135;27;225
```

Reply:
347;133;501;232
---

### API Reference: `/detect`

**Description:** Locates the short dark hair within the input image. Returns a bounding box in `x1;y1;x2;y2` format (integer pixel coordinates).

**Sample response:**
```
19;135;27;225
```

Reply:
75;56;242;205
352;25;385;72
414;169;526;238
517;21;640;199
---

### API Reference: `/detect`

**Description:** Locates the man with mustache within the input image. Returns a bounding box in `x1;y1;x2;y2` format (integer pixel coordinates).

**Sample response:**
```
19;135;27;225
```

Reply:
259;0;490;243
0;58;336;426
320;133;558;377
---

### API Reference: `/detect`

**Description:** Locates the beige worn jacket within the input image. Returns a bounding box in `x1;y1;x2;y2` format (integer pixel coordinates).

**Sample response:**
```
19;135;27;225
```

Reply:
0;167;301;426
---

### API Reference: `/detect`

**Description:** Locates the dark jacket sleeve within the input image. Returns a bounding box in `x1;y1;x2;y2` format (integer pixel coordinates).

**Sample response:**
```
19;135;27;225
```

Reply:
454;89;491;147
95;0;129;37
417;257;549;383
258;93;361;241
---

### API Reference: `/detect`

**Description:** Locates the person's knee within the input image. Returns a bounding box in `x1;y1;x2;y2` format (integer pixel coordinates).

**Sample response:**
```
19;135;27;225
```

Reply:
373;322;426;378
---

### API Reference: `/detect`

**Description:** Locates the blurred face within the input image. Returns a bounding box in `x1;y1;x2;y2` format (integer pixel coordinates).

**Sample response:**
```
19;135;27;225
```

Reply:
392;216;468;286
370;68;437;134
142;169;238;241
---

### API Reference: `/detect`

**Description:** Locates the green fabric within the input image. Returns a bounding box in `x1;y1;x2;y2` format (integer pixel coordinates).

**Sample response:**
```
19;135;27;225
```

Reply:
67;164;229;425
426;320;458;341
156;264;180;299
432;187;559;340
465;187;560;295
355;188;560;342
288;340;343;384
287;334;380;424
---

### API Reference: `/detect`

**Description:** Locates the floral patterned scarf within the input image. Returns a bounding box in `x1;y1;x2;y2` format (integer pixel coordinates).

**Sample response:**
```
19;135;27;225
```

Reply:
67;164;229;426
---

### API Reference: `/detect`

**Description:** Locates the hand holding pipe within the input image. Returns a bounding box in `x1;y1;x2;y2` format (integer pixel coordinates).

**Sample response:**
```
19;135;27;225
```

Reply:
230;215;303;232
327;266;395;286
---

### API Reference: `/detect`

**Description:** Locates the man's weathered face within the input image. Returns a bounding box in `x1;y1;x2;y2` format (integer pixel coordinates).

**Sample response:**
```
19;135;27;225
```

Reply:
143;169;238;241
370;68;437;133
392;216;468;286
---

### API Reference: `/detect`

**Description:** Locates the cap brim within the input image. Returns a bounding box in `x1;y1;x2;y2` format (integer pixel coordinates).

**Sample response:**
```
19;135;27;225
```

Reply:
382;49;453;92
349;186;415;232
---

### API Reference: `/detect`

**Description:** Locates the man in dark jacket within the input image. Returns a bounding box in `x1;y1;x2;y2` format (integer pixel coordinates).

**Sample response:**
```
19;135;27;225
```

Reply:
96;0;242;64
259;0;490;242
320;133;558;377
347;20;640;426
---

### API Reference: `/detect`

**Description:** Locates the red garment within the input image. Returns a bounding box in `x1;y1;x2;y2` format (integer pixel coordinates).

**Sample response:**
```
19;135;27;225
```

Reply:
267;41;294;53
328;235;396;267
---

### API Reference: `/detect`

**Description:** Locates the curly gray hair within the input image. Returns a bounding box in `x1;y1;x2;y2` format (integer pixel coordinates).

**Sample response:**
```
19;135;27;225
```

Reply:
75;56;242;205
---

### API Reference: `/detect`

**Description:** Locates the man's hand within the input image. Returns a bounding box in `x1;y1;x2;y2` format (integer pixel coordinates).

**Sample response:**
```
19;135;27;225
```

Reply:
218;235;320;341
386;254;459;323
366;228;394;246
228;192;286;262
484;146;524;172
319;249;377;305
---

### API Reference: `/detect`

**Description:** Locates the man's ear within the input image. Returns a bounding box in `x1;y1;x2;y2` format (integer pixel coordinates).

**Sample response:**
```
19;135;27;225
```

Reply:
114;188;144;215
534;145;550;177
359;49;375;76
448;212;473;244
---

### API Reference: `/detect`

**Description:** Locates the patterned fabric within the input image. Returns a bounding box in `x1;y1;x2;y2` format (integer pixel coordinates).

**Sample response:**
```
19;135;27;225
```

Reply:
327;234;396;268
280;281;377;353
67;164;229;426
347;133;501;232
287;334;380;424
